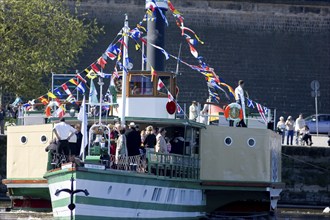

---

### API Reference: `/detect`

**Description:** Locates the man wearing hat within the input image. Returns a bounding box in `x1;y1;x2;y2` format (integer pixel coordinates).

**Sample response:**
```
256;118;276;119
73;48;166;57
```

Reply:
125;122;141;156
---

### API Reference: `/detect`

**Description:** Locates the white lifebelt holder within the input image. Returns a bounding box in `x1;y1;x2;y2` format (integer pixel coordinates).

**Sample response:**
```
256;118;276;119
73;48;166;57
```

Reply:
224;103;243;121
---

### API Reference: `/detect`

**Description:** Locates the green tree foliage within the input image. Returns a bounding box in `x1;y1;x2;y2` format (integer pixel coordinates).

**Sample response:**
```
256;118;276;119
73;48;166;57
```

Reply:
0;0;102;98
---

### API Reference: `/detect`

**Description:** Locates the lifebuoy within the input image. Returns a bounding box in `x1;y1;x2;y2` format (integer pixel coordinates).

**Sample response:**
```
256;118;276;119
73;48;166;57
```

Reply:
45;101;60;117
224;103;243;121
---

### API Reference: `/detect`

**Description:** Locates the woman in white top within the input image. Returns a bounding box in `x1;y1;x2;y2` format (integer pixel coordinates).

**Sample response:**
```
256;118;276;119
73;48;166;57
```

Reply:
277;116;286;144
155;128;168;153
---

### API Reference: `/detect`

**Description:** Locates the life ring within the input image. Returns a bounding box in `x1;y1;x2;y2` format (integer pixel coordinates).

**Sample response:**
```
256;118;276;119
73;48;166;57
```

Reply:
45;101;60;117
224;103;243;121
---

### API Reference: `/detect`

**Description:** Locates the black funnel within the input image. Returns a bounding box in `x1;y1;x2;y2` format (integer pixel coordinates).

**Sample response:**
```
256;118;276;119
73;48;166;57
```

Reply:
145;0;168;71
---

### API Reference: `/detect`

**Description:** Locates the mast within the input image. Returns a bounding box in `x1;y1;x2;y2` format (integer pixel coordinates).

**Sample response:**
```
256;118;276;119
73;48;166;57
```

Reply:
120;14;129;127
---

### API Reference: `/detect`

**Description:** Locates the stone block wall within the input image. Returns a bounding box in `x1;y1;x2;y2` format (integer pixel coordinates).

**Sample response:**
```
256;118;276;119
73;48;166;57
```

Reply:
67;0;330;119
281;145;330;206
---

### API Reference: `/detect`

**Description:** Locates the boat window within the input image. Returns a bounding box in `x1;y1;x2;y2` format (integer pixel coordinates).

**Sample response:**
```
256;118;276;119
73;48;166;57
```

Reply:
157;76;171;96
40;135;48;144
20;136;28;144
129;75;153;96
224;136;233;146
126;188;131;196
166;189;175;203
247;138;256;147
179;190;186;203
151;188;162;201
143;189;147;198
107;186;112;194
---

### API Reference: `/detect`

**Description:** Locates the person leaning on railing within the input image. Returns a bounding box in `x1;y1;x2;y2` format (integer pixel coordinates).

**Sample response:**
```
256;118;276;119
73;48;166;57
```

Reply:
155;127;168;154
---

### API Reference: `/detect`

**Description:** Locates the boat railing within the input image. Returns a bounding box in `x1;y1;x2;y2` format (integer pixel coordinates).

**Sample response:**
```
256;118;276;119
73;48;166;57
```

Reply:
146;151;200;180
101;152;200;180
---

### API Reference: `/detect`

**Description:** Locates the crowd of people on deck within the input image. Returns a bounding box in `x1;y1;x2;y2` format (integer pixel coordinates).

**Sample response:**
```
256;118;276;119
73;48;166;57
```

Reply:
51;118;187;168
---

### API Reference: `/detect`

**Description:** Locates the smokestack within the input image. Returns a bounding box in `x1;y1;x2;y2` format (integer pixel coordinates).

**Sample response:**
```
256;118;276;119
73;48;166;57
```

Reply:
145;0;168;71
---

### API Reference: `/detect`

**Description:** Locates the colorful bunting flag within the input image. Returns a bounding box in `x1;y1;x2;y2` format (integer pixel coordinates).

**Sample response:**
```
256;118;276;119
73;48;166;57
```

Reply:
91;63;101;74
47;92;57;99
69;78;79;86
188;44;198;58
39;96;49;105
157;78;165;91
256;103;268;124
106;51;117;60
247;98;255;108
168;91;174;102
61;83;72;95
97;57;107;69
76;73;87;83
77;82;86;94
54;88;63;98
86;70;97;79
66;94;76;104
151;66;157;82
150;43;170;60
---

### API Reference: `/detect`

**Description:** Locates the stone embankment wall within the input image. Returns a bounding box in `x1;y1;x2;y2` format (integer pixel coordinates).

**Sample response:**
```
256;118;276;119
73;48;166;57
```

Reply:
280;145;330;206
66;0;330;118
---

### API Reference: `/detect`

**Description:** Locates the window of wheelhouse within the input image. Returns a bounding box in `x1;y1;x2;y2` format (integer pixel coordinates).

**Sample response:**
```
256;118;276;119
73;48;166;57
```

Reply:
129;74;153;96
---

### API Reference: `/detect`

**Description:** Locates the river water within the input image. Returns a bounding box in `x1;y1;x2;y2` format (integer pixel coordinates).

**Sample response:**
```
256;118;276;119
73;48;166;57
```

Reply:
0;208;329;220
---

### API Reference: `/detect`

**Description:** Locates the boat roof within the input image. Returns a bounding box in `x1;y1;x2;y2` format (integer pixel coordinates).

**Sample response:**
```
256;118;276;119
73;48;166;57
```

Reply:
48;116;206;129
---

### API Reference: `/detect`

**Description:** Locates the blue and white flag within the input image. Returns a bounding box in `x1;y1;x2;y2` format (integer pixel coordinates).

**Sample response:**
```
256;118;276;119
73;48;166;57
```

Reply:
77;82;86;94
247;98;255;108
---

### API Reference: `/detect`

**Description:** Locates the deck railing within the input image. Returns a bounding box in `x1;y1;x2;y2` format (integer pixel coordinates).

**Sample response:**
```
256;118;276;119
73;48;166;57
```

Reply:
105;152;200;180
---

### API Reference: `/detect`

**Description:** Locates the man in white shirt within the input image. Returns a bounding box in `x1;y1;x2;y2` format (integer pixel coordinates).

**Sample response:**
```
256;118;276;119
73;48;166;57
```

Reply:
295;113;306;144
53;118;77;160
189;101;198;121
234;80;246;127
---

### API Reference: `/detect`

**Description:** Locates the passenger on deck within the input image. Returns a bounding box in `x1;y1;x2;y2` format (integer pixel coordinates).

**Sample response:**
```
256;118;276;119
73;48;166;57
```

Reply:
235;80;247;127
115;127;127;166
170;131;185;155
75;124;83;156
53;118;77;161
109;124;118;156
143;126;156;151
155;127;168;153
189;101;198;121
68;125;77;161
125;122;141;156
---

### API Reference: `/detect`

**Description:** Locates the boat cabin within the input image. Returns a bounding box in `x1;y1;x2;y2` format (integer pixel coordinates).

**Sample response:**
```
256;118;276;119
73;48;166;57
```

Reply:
113;70;177;119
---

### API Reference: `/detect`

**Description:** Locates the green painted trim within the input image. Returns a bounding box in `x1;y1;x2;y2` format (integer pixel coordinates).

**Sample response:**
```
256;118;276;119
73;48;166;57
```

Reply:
52;196;206;212
46;169;201;189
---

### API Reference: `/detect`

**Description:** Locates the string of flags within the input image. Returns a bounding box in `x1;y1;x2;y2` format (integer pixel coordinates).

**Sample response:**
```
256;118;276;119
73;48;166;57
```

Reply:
157;78;184;115
21;0;269;121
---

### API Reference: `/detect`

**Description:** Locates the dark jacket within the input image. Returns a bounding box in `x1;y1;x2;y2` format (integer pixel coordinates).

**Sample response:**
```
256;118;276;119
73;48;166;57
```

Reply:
125;128;141;156
143;133;156;149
